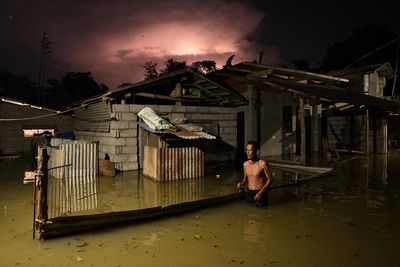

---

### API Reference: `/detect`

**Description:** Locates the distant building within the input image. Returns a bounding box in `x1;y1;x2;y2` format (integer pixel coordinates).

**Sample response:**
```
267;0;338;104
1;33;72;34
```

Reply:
0;97;73;156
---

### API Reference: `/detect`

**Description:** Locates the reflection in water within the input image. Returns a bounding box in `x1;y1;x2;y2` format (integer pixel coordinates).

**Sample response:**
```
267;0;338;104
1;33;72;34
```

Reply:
46;166;309;217
2;154;399;266
47;174;98;218
243;214;268;243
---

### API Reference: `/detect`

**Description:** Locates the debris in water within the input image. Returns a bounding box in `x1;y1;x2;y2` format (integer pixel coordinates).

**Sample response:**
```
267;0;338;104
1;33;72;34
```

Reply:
76;242;89;247
342;216;355;226
76;256;83;262
194;234;201;240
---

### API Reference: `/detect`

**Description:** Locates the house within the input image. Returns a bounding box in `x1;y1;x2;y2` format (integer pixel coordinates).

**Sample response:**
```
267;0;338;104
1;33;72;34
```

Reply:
0;97;73;156
67;68;247;171
210;61;400;161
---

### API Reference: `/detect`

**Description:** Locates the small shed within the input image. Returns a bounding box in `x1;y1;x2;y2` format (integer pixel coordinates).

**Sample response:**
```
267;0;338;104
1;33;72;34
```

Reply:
138;107;216;181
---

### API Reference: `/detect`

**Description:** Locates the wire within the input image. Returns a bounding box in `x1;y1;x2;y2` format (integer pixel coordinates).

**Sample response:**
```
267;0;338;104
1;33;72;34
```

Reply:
339;37;399;74
391;41;400;96
0;104;88;122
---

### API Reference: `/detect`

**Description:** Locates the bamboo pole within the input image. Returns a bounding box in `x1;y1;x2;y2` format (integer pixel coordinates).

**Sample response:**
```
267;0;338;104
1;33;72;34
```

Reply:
365;109;370;155
299;97;306;164
35;147;50;239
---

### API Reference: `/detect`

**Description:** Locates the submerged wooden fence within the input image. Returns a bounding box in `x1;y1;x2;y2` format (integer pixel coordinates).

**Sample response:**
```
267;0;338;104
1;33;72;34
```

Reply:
34;140;99;239
143;146;204;181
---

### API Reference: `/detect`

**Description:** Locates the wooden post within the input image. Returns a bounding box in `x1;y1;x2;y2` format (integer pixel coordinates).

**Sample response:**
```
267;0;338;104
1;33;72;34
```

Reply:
365;109;370;155
311;99;319;152
299;97;306;164
35;146;50;239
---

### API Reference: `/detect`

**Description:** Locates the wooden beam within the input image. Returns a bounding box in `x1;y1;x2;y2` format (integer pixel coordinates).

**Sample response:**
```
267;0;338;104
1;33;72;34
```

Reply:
365;109;370;155
299;97;306;164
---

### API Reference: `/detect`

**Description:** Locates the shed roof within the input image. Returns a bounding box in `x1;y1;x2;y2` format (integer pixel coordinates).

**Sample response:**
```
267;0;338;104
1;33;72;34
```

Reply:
68;68;248;108
212;62;400;113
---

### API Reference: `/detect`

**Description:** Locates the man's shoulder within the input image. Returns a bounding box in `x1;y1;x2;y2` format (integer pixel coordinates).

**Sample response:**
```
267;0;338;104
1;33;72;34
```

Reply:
258;159;267;166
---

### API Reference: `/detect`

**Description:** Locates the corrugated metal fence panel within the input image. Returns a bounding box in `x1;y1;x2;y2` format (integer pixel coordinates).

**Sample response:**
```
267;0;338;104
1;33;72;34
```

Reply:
47;173;98;218
61;142;98;179
74;101;111;132
144;146;204;181
47;141;98;218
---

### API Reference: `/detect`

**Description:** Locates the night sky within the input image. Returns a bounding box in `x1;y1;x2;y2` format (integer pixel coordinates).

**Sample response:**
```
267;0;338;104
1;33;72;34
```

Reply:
1;0;398;88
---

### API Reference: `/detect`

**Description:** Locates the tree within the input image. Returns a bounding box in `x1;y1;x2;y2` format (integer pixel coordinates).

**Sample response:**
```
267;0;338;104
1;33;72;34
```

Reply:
292;59;311;71
160;59;187;75
0;71;38;103
142;61;158;80
45;72;108;107
192;60;217;74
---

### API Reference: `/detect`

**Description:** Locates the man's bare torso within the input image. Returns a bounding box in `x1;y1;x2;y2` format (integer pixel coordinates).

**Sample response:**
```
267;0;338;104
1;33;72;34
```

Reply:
243;159;267;190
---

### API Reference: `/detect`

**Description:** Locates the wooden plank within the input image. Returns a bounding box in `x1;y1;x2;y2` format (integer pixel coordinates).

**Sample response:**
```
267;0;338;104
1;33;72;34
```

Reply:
98;159;115;177
40;193;244;239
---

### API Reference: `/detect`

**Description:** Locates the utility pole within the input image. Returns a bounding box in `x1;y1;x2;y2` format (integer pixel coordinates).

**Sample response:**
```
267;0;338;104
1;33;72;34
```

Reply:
38;31;51;105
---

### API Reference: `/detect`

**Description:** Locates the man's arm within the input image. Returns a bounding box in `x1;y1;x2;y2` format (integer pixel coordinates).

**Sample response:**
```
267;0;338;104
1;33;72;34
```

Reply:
237;163;248;190
254;160;272;200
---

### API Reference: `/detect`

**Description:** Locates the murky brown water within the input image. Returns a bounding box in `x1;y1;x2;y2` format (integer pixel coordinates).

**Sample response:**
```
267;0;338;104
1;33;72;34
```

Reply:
1;153;399;266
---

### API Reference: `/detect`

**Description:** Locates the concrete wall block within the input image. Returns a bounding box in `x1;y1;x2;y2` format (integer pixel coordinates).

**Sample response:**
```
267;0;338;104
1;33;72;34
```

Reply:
225;139;237;147
115;146;123;154
219;120;236;128
223;114;236;120
98;137;127;146
172;106;187;112
129;121;138;129
110;130;120;138
129;154;138;162
185;106;201;112
129;104;145;113
158;105;174;113
112;104;130;112
109;154;137;163
99;144;117;154
221;127;236;135
220;134;236;142
120;129;137;137
126;137;138;145
115;161;139;171
122;162;139;171
122;145;137;154
74;131;112;138
110;120;129;129
120;112;137;121
190;113;204;120
110;154;129;163
209;107;224;113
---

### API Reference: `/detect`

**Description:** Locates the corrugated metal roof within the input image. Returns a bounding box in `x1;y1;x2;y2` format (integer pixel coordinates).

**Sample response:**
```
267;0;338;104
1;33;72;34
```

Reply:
138;121;216;140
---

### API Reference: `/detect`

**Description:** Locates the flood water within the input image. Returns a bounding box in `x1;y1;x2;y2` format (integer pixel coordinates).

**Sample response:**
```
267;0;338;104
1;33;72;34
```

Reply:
1;153;399;266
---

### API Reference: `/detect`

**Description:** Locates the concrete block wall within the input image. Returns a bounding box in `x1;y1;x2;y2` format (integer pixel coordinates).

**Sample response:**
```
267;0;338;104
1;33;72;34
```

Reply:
129;104;238;148
75;104;139;171
75;103;238;171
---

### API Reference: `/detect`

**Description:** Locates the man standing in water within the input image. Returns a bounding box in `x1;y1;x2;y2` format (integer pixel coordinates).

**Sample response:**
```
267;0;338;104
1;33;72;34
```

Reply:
237;141;272;207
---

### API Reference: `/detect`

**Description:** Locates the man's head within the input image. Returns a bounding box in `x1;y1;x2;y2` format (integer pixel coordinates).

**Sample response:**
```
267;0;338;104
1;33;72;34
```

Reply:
246;141;259;160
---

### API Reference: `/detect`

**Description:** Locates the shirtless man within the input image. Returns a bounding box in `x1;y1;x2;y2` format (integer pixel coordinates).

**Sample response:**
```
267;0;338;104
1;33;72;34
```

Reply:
237;141;272;207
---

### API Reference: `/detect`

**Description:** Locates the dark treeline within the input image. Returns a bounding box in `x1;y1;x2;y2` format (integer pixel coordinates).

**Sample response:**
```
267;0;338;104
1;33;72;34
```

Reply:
0;71;108;109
